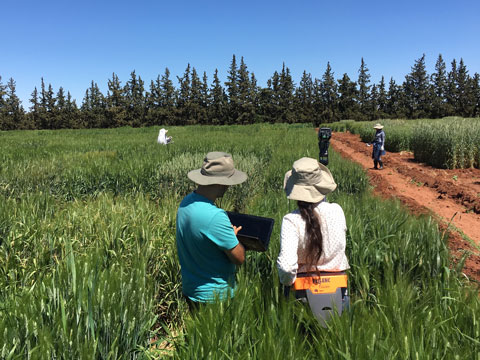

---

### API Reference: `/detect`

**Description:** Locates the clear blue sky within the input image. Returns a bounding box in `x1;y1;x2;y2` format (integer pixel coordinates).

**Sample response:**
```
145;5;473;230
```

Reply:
2;0;480;107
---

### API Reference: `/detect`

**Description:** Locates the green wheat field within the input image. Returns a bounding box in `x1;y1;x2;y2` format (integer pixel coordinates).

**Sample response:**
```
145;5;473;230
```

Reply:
1;124;479;359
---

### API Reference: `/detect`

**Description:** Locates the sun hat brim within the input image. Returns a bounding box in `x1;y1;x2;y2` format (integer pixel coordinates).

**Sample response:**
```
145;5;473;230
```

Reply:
373;124;384;129
188;168;247;186
283;161;337;203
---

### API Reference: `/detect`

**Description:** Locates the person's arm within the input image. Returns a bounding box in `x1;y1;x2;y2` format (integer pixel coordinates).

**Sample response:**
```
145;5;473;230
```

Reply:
367;135;375;146
276;216;300;286
224;242;245;265
208;212;245;265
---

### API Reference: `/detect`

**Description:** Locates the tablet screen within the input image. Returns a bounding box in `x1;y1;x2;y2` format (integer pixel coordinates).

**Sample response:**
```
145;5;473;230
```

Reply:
227;212;274;252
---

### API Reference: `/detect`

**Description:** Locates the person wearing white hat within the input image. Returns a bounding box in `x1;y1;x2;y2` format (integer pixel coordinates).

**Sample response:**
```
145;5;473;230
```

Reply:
176;152;248;307
157;128;172;145
367;123;386;169
276;158;349;308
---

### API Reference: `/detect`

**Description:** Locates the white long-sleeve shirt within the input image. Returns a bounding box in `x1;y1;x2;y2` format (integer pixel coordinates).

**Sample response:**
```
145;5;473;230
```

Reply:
157;129;167;144
276;202;350;286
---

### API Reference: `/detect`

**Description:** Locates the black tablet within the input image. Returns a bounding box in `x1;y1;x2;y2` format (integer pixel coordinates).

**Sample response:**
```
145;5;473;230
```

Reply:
227;212;275;252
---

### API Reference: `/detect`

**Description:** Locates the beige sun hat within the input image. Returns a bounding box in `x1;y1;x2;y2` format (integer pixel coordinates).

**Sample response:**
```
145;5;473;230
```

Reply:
283;157;337;203
188;152;247;186
373;123;384;129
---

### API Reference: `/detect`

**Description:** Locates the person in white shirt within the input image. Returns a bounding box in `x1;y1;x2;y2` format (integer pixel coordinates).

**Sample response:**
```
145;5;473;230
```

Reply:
276;157;349;309
157;128;172;145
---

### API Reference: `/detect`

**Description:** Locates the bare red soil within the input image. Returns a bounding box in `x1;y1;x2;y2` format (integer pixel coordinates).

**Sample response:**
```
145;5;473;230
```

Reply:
330;131;480;283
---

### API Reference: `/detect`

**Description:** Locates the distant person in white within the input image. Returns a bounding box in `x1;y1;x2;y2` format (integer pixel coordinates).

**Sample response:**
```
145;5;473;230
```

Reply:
157;128;172;145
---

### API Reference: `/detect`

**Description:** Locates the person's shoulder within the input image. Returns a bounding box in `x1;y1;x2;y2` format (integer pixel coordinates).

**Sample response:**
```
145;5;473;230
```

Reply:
283;209;301;222
179;192;194;206
318;202;344;215
180;192;214;209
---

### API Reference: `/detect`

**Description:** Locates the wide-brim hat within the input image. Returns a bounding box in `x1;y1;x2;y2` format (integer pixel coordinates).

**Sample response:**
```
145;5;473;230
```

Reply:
188;152;247;186
373;123;384;129
283;157;337;203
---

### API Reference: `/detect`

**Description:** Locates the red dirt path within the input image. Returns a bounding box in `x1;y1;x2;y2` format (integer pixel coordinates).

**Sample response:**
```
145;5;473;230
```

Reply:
329;131;480;283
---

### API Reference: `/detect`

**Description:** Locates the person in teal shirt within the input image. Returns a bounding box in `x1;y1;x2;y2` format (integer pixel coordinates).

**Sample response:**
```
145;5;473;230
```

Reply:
176;152;247;305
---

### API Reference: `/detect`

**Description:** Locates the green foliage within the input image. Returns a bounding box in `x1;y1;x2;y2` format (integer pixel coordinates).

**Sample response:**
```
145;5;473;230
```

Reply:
322;118;480;169
411;119;480;169
2;54;480;130
1;124;479;358
174;191;480;359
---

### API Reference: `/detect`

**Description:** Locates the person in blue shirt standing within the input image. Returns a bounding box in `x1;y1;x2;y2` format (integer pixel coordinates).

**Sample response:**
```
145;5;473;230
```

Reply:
176;152;247;308
368;123;386;170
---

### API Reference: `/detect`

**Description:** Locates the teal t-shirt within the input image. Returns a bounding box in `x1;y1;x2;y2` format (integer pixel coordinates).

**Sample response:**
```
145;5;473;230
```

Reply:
176;192;239;302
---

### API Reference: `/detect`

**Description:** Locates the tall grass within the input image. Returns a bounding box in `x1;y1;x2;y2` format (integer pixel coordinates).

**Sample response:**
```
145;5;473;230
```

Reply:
174;193;480;359
411;119;480;169
322;117;480;169
1;124;479;358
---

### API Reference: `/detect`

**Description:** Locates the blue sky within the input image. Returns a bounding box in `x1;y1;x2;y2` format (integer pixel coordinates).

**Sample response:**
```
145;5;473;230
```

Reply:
2;0;480;107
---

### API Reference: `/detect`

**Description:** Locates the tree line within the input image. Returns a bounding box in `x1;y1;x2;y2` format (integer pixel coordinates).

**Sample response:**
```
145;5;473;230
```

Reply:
1;54;479;131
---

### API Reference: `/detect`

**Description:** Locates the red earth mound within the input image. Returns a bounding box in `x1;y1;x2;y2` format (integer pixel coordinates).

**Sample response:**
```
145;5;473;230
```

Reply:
328;131;480;284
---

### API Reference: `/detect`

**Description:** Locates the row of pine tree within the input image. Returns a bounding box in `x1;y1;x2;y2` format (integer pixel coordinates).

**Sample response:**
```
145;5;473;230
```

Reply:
1;54;479;131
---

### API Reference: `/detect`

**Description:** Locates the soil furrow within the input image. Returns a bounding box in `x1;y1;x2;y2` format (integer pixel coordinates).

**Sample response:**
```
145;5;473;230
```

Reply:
329;131;480;283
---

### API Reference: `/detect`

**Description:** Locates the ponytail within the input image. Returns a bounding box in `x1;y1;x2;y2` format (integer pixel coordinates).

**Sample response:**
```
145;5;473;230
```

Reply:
297;201;323;267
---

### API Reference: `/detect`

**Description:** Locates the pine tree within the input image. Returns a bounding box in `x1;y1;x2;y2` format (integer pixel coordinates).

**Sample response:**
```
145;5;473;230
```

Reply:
404;54;431;118
430;54;448;118
456;58;475;117
54;87;67;129
357;58;371;120
38;78;50;129
377;76;387;118
45;84;57;128
257;86;274;123
446;59;458;116
258;71;281;124
190;67;203;124
161;68;177;110
29;87;40;129
82;81;105;128
177;64;191;125
249;72;260;122
225;55;239;124
125;71;146;127
146;77;161;126
36;79;56;129
149;77;161;108
65;91;80;128
0;76;7;129
201;72;209;110
210;69;226;125
237;57;250;105
2;78;25;130
472;73;480;117
295;71;315;123
148;68;177;126
337;73;358;120
270;71;282;123
319;62;338;123
237;57;255;124
278;63;295;123
199;71;210;124
312;77;323;125
386;77;405;118
106;72;127;127
370;84;379;120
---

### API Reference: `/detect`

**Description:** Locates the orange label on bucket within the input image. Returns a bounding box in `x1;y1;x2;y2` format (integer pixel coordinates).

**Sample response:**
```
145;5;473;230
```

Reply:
293;274;347;294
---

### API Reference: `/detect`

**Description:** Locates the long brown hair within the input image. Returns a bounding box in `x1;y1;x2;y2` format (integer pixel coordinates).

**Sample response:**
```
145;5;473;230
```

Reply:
297;200;323;267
